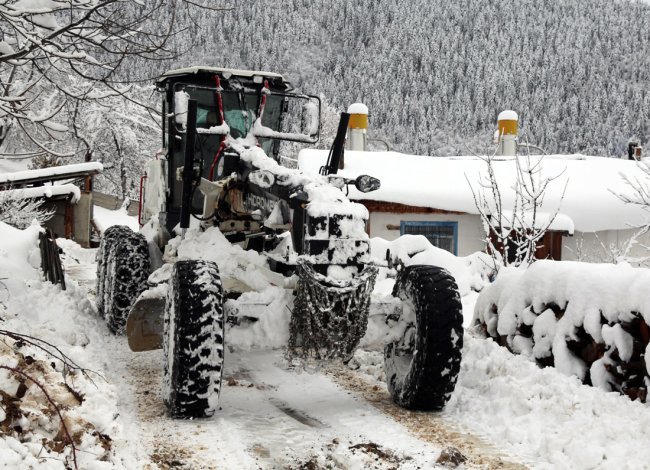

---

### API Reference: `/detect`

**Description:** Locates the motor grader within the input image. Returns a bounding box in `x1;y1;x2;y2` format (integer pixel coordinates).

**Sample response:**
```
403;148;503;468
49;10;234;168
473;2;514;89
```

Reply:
96;66;463;418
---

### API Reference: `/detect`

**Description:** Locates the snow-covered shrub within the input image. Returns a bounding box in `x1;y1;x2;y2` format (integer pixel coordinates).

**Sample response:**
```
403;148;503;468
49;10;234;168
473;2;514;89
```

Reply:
473;260;650;401
370;234;491;297
0;192;54;229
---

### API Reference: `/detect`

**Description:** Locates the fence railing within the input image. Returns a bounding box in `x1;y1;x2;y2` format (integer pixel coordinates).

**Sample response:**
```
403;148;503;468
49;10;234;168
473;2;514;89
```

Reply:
39;229;66;290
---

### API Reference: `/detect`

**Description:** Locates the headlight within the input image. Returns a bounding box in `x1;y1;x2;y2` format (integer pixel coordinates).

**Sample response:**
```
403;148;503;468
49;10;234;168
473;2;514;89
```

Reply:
249;170;276;189
355;175;381;193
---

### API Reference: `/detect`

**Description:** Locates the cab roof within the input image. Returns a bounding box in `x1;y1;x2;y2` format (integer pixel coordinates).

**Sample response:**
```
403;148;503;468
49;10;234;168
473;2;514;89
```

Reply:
156;66;292;91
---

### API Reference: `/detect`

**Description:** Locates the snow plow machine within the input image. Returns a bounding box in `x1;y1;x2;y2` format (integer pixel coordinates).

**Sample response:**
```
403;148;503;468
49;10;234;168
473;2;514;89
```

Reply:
96;66;463;418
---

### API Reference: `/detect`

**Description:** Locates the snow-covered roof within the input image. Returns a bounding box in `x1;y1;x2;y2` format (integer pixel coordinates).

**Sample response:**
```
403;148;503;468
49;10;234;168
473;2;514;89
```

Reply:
499;211;575;235
0;162;102;186
0;184;81;203
297;150;650;233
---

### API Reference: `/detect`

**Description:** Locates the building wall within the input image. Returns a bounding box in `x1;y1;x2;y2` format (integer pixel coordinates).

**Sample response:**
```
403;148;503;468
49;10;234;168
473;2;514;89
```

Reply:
43;200;67;239
42;195;94;248
368;209;650;263
74;193;93;248
368;211;485;256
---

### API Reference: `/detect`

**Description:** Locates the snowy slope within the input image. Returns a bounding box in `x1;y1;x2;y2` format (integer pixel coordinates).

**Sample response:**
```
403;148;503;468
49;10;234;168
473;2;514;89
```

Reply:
0;223;144;468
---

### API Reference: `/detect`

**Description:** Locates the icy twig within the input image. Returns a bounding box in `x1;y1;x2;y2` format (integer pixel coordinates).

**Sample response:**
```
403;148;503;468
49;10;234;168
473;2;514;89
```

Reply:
0;329;104;386
0;365;78;470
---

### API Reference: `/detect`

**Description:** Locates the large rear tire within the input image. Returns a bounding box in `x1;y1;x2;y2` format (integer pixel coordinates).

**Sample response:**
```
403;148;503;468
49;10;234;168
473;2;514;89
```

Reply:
163;260;225;419
96;225;133;317
384;265;463;410
100;227;150;334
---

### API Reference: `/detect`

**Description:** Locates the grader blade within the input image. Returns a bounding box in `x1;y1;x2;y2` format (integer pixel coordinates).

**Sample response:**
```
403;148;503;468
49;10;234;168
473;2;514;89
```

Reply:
126;297;166;352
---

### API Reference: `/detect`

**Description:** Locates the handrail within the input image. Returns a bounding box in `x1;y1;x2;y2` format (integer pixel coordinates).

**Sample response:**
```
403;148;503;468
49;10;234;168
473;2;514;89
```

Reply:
39;229;66;290
138;173;148;227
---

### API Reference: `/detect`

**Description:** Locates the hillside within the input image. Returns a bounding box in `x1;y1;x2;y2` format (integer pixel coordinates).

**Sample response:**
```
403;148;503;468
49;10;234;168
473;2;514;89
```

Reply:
133;0;650;158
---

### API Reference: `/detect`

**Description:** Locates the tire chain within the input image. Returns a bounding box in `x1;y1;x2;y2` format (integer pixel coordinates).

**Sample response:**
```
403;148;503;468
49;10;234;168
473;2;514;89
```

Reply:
96;225;133;317
287;260;378;362
101;228;150;334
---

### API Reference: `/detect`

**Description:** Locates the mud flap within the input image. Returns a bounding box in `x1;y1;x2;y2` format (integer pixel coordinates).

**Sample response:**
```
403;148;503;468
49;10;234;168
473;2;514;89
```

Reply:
126;297;166;351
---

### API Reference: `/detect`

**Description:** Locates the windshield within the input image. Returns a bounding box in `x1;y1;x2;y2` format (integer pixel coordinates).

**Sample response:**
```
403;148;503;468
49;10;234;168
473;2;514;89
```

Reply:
177;85;282;145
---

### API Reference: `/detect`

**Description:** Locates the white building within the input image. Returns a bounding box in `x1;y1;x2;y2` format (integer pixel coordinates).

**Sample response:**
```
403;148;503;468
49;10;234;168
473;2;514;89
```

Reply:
298;150;650;262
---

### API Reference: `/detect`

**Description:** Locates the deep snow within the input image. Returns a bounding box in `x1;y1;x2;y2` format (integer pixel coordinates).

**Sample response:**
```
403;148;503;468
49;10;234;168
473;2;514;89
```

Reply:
4;212;650;468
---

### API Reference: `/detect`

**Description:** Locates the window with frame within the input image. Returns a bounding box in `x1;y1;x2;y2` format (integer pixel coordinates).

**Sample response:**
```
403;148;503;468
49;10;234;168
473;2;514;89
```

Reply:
400;221;458;255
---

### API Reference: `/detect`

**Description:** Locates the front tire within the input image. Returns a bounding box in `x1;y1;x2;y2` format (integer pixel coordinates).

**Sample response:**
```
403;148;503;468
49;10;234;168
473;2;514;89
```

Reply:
163;260;225;418
384;265;463;410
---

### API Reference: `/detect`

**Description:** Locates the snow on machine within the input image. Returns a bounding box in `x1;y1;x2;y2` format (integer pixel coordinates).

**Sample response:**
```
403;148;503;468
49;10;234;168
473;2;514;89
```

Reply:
96;67;463;418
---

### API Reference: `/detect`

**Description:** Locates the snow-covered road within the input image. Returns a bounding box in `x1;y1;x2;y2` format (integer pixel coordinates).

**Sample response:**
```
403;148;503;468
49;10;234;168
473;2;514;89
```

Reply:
60;241;522;469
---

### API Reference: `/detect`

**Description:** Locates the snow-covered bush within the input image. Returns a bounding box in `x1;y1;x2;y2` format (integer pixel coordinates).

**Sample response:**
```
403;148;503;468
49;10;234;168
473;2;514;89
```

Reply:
467;153;567;270
474;260;650;401
0;192;54;229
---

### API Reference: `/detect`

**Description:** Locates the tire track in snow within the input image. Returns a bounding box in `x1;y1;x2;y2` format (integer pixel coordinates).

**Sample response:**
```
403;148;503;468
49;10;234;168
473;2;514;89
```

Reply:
64;244;521;468
228;351;483;469
63;246;255;469
127;349;260;470
324;363;529;470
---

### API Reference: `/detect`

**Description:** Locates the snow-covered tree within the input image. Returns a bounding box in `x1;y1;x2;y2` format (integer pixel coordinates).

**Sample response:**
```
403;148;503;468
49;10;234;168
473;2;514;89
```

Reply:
0;192;54;228
0;0;222;160
68;86;160;199
145;0;650;158
468;152;567;270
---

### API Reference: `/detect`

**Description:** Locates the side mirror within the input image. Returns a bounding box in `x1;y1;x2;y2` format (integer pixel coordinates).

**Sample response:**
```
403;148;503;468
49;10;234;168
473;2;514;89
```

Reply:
355;175;381;193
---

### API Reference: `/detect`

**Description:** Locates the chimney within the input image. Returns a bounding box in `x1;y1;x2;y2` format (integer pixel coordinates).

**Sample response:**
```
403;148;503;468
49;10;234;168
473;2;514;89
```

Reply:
497;110;518;156
346;103;368;151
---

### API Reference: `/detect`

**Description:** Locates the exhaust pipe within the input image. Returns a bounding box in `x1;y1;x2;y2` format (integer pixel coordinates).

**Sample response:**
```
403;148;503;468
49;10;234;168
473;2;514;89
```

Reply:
497;110;518;156
346;103;369;151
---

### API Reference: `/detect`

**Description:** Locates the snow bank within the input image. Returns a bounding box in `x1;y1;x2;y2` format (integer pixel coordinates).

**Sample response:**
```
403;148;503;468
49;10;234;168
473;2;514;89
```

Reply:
0;225;141;468
474;260;650;390
370;234;491;297
449;334;650;469
0;221;42;292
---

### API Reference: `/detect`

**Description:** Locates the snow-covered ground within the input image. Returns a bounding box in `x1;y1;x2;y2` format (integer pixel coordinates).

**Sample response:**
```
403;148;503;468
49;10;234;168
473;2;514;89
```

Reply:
93;206;139;232
3;212;650;469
